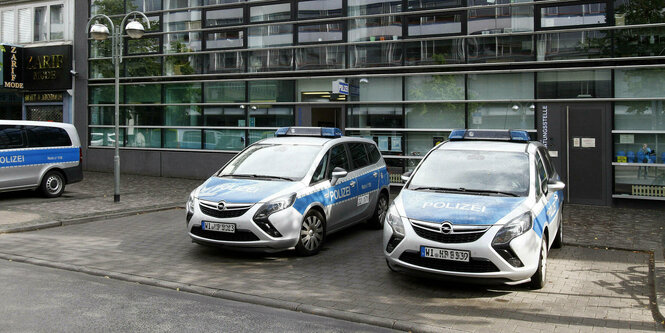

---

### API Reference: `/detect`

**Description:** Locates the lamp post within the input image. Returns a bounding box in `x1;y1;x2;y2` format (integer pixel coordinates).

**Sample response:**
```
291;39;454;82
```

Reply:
86;12;150;203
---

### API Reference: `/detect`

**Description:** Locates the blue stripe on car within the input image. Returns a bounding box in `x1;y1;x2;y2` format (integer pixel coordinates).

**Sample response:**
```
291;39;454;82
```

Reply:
0;147;79;168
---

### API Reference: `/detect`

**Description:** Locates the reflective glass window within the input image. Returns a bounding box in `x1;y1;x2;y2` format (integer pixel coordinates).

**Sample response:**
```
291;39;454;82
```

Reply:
248;50;293;72
204;107;245;126
404;40;464;66
249;106;294;127
205;81;246;103
407;13;463;36
541;3;607;28
468;103;535;130
614;103;665;131
406;131;452;156
348;17;402;42
34;7;47;41
89;127;124;147
50;4;64;40
537;70;611;98
406;104;465;129
250;3;291;22
165;0;201;10
615;27;665;58
164;32;202;53
205;30;244;49
89;106;115;126
537;31;610;61
125;57;162;77
347;105;403;128
164;129;202;149
248;129;277;145
164;10;201;32
205;7;244;27
615;69;665;99
248;24;293;48
249;81;294;102
204;0;244;4
298;0;343;19
407;0;461;10
295;46;345;70
129;0;162;12
165;54;203;75
89;85;117;104
406;75;464;101
126;128;160;148
348;77;402;102
127;37;161;54
204;129;246;151
348;0;402;16
468;73;534;100
468;3;533;35
349;43;403;68
204;52;245;73
123;106;164;126
467;35;534;63
125;84;161;104
298;23;343;43
165;106;202;126
165;83;202;104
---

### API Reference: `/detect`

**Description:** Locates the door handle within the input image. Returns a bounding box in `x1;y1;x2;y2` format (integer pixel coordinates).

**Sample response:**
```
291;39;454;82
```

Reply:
350;181;356;187
373;172;378;177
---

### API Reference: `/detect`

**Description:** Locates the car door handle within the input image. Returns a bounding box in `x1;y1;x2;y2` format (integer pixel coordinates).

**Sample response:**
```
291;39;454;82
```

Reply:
373;172;378;177
350;181;356;187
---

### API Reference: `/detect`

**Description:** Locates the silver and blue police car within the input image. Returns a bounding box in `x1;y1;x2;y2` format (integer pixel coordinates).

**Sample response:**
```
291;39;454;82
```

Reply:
186;127;391;256
384;129;564;289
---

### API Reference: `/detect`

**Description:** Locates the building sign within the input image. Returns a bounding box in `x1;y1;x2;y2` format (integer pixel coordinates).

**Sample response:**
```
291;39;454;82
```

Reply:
23;45;72;91
332;80;349;95
541;105;548;147
1;45;24;89
24;92;63;103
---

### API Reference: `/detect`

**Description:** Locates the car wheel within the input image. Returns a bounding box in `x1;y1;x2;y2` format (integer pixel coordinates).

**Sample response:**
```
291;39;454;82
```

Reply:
295;210;325;256
529;237;548;290
40;170;65;198
367;193;388;229
552;219;563;249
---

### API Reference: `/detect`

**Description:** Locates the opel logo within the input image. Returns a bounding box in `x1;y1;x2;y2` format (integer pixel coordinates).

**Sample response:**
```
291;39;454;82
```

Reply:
440;221;453;234
217;201;226;211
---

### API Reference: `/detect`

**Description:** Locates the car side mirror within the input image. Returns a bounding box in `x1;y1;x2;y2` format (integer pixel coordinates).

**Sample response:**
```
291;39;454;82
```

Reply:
547;180;565;192
401;171;412;182
331;167;348;186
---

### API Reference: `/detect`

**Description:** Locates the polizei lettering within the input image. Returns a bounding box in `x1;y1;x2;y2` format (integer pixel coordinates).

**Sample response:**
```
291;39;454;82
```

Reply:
0;155;25;164
422;201;487;213
327;186;351;201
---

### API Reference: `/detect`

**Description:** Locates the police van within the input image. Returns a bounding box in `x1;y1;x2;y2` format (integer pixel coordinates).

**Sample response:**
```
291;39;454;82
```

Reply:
0;120;83;198
383;129;564;289
186;127;391;256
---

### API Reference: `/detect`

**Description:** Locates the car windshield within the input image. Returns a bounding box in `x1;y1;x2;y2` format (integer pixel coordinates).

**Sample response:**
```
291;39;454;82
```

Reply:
218;144;322;181
407;149;530;197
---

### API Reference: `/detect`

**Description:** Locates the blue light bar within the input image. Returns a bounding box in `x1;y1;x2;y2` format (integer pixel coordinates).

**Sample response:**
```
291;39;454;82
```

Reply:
448;129;530;142
274;127;342;138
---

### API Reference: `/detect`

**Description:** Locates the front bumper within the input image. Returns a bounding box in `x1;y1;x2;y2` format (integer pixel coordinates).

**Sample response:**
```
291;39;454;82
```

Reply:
383;216;542;282
186;198;302;252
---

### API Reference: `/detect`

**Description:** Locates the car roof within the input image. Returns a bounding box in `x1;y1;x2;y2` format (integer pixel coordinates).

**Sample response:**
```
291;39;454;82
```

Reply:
0;120;76;130
438;140;530;153
259;136;375;147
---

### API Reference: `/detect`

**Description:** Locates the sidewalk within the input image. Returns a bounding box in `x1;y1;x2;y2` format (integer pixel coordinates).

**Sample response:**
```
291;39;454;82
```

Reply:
0;171;202;233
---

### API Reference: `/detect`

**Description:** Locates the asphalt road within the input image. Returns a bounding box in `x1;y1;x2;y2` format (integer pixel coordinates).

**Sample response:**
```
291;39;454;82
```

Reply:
0;259;396;333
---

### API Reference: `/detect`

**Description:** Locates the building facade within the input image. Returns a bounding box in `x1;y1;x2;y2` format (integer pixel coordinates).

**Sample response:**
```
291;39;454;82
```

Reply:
0;0;75;123
78;0;665;205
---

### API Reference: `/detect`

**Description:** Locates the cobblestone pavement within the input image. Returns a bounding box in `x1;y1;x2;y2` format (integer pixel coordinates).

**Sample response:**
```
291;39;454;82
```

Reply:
0;209;660;332
0;172;201;229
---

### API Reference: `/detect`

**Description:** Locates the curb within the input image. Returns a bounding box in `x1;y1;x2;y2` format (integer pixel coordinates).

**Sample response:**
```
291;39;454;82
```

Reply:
0;204;184;234
0;252;463;333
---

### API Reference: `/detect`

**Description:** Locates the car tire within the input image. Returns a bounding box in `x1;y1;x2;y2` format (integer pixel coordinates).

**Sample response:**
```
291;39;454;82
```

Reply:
367;193;389;229
295;210;325;256
552;219;563;249
529;237;548;290
40;170;65;198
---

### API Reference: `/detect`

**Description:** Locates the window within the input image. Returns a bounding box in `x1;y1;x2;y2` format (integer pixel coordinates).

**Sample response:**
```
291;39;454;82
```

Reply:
1;3;66;43
2;10;15;43
537;147;556;180
298;23;343;43
25;126;71;147
0;126;25;149
205;30;244;49
407;13;463;37
298;0;342;19
349;142;370;169
366;143;381;164
328;145;350;176
536;154;548;197
540;3;607;28
205;7;244;27
311;152;329;183
34;6;47;41
250;3;291;22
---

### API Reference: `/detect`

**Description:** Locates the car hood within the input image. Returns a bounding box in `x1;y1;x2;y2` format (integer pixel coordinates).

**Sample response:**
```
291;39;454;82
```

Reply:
399;189;527;225
197;177;302;204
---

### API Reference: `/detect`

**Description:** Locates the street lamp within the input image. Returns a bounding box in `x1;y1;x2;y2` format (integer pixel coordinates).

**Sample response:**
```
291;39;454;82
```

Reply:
86;12;150;203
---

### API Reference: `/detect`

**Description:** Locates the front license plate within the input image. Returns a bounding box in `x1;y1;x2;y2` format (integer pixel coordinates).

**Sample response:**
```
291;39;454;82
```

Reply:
420;246;470;262
202;221;235;233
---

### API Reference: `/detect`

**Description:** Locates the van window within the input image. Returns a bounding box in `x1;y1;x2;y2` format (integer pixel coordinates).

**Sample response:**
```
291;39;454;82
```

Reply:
348;142;370;169
366;143;381;164
25;126;72;148
0;126;26;149
327;144;350;177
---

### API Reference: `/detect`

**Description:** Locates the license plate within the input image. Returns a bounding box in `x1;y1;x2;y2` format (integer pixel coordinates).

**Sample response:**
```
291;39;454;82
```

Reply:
202;221;235;233
420;246;470;262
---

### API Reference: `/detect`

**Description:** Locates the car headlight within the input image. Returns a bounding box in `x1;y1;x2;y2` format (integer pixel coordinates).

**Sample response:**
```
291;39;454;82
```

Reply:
385;204;405;237
187;192;196;212
253;193;297;222
492;212;533;246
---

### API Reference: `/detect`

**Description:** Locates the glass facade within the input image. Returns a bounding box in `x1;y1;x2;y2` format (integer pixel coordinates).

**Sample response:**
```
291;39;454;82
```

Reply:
86;0;665;200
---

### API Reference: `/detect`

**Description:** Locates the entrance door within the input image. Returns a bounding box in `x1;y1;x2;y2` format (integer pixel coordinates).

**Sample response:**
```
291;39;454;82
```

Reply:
311;107;342;128
539;103;611;205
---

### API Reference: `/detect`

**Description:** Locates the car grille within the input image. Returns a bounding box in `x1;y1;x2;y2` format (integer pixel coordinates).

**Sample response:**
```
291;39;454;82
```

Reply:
399;251;499;273
198;201;253;219
410;219;489;244
190;226;260;241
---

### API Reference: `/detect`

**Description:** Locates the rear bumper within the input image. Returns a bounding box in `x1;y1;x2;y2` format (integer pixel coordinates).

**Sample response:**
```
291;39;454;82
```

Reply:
63;164;83;184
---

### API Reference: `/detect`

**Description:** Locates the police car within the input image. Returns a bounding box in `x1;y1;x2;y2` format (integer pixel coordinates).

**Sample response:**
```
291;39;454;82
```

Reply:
186;127;390;256
383;129;564;289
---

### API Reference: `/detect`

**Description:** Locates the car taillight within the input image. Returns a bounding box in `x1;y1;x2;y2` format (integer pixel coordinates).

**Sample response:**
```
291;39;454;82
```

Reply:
79;149;83;162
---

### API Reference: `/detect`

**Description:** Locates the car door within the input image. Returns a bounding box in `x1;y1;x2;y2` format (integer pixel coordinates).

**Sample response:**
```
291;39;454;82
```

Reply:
325;144;355;230
347;142;377;221
0;126;33;189
537;148;562;244
534;152;557;244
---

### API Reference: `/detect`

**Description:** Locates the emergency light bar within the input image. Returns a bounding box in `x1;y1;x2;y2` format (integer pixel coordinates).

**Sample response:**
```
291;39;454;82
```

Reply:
448;129;530;142
275;127;342;138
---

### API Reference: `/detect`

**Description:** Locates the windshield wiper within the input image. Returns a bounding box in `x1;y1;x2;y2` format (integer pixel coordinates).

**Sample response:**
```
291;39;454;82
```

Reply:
232;174;294;181
410;186;518;197
409;186;462;193
460;188;519;197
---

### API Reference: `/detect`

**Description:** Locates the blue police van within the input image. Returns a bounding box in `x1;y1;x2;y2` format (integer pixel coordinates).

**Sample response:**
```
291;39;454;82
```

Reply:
384;129;564;289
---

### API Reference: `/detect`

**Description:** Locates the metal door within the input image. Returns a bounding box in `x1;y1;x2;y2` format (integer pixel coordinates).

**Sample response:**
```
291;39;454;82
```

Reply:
538;103;611;205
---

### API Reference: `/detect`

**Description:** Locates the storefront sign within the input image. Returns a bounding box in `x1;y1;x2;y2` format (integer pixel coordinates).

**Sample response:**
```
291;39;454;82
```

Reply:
24;92;63;103
23;45;72;91
332;80;349;95
1;45;24;89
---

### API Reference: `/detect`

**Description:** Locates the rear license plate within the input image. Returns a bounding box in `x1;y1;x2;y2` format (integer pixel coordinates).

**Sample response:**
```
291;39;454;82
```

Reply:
202;221;235;233
420;246;470;262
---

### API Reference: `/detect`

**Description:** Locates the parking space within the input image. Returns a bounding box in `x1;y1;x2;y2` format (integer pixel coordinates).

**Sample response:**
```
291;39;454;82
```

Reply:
0;208;659;332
